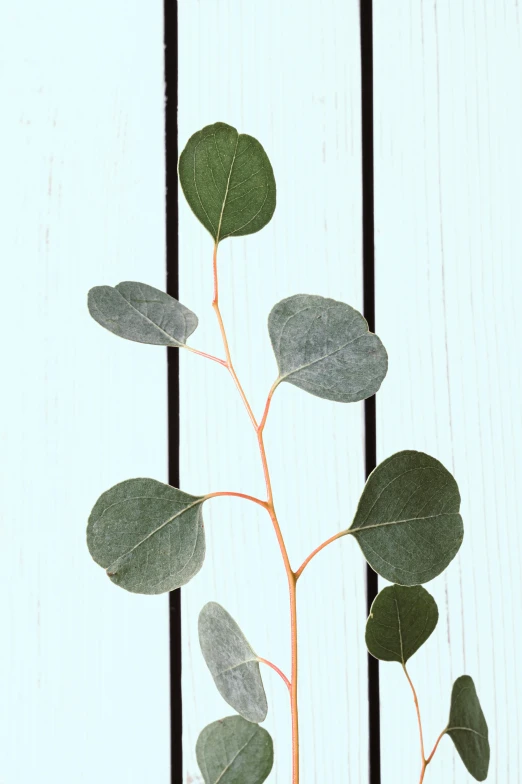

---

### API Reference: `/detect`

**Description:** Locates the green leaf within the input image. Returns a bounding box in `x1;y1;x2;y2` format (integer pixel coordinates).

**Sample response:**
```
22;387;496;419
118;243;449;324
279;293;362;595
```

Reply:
87;478;205;594
196;716;274;784
88;281;198;346
365;584;438;663
447;675;490;781
199;602;268;723
268;294;388;402
349;450;464;585
178;122;276;243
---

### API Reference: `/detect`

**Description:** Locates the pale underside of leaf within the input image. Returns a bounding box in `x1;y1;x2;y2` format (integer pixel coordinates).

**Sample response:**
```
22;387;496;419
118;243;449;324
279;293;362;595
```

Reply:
268;294;388;403
349;451;464;585
365;584;438;663
199;602;267;723
196;716;274;784
88;281;198;346
87;478;206;594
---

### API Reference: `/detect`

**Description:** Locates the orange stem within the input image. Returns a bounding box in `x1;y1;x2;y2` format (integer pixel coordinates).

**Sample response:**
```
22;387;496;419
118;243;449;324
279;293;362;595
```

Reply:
211;242;299;783
403;664;425;763
184;345;227;366
204;491;268;510
295;530;348;581
426;729;446;765
403;664;446;783
258;657;291;692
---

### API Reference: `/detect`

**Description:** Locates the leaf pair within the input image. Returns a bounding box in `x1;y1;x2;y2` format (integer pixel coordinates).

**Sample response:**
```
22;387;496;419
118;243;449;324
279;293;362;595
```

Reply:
196;602;273;783
367;584;490;780
86;449;465;595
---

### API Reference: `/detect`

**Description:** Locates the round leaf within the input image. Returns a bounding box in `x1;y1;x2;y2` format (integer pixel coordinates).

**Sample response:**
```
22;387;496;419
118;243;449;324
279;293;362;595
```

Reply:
268;294;388;402
178;122;276;243
447;675;490;781
349;450;464;585
366;584;438;663
87;478;205;594
199;602;268;723
88;281;198;346
196;716;274;784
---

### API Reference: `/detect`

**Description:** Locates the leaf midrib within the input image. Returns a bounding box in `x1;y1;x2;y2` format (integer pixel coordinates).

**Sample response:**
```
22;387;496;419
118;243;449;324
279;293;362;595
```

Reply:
349;512;461;534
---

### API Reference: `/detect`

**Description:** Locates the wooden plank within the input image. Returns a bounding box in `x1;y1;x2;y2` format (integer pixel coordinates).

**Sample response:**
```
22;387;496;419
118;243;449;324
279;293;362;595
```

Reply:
0;4;170;782
374;2;522;781
178;1;368;780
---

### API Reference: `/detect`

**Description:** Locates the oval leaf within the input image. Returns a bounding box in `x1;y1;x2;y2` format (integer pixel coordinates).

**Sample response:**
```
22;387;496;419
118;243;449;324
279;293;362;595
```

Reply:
349;450;464;585
268;294;388;402
366;584;438;663
88;281;198;346
178;122;276;243
447;675;490;781
87;478;205;594
196;716;274;784
199;602;267;723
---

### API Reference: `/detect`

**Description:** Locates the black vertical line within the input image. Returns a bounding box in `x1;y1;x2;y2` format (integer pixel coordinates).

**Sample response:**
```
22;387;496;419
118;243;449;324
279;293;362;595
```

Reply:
360;1;381;783
164;1;182;782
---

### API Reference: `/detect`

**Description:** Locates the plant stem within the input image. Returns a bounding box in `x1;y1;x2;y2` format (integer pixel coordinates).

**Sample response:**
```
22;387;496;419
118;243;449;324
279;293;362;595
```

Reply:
210;242;300;783
403;664;445;783
258;657;292;692
425;729;446;765
183;344;227;366
212;243;258;430
295;530;348;580
204;491;268;510
403;664;425;763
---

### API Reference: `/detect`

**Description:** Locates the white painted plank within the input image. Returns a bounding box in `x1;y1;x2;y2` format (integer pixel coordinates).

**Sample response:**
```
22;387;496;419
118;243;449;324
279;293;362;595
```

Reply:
374;2;522;781
178;1;368;780
0;4;170;782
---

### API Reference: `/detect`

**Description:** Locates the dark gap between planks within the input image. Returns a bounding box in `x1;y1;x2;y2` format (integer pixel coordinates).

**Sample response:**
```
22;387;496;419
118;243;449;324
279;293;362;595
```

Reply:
360;1;382;782
165;1;182;782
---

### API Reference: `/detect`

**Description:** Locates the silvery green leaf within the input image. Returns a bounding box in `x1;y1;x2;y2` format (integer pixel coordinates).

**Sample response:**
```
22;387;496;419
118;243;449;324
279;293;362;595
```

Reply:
199;602;267;723
366;584;438;663
447;676;490;781
88;281;198;346
268;294;388;402
87;478;205;594
196;716;274;784
349;450;463;585
178;122;276;243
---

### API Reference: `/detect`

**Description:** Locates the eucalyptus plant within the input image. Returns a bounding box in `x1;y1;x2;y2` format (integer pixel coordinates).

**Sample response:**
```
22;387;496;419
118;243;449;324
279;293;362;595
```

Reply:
86;122;489;783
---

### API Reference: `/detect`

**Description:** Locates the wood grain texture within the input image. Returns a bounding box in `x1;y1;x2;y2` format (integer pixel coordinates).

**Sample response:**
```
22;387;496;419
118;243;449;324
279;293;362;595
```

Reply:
374;2;522;781
0;3;170;782
178;1;368;780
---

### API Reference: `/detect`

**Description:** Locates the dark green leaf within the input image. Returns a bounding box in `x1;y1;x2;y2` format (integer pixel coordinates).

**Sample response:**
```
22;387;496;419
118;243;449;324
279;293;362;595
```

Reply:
88;281;198;346
199;602;267;723
196;716;274;784
349;450;464;584
178;122;276;243
268;294;388;402
447;675;490;781
366;584;438;663
87;478;205;594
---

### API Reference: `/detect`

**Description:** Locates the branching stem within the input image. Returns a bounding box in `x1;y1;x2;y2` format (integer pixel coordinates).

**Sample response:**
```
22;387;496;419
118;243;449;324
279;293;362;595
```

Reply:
258;657;291;692
210;242;299;783
403;664;445;783
204;491;268;510
295;530;348;580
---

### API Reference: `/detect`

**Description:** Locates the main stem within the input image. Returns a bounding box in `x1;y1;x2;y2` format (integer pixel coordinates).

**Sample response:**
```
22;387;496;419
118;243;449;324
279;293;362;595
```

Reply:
403;664;445;783
211;243;299;783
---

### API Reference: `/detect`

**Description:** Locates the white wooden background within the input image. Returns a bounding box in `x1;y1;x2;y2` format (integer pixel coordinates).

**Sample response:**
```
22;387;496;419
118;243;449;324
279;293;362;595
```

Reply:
1;2;170;782
375;3;522;782
3;1;521;782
